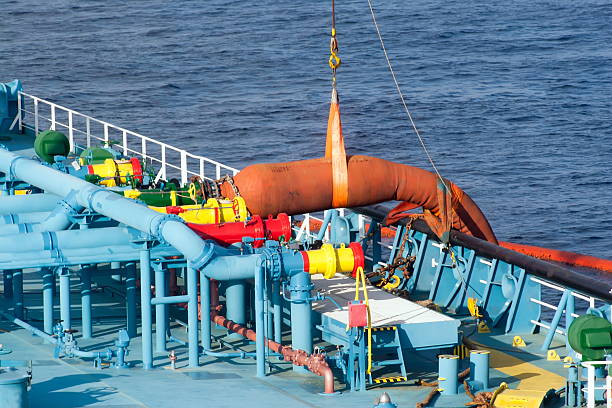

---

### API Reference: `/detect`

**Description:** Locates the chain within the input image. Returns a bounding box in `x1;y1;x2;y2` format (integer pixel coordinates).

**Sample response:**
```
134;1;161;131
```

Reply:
328;0;341;86
217;174;240;197
366;221;416;293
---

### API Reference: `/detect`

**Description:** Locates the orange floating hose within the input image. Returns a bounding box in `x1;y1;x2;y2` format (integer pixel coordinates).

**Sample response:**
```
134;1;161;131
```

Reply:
500;241;612;272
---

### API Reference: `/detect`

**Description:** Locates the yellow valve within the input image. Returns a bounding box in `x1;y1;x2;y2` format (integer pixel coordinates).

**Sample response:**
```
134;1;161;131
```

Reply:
148;197;248;224
512;336;527;348
304;244;337;279
88;158;142;187
123;189;142;200
304;243;360;279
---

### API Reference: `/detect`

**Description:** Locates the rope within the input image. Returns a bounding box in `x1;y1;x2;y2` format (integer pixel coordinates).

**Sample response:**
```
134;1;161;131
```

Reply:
365;0;450;193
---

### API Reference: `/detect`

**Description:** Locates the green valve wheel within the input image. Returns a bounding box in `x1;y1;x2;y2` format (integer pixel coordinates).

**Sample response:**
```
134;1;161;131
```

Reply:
567;314;612;361
34;130;70;163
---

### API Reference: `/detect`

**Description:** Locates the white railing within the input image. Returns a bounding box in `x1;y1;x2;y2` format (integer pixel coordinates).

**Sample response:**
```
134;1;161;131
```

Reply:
529;276;606;339
581;361;612;408
15;92;238;185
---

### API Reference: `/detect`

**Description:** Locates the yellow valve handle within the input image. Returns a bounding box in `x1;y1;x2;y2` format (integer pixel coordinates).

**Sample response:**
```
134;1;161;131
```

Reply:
352;267;373;374
188;183;197;203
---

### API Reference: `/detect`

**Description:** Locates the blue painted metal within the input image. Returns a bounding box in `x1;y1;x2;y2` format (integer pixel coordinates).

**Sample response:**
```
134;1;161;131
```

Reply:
2;270;12;299
200;272;211;351
469;350;490;391
253;259;265;377
125;262;137;338
0;364;30;408
154;264;167;353
79;267;92;339
288;270;313;373
139;249;153;370
316;210;333;241
12;269;23;319
0;79;22;133
438;354;459;395
272;281;282;343
225;280;246;339
540;289;569;352
367;326;407;384
0;211;49;225
0;194;60;215
58;268;71;330
186;264;199;368
41;268;54;335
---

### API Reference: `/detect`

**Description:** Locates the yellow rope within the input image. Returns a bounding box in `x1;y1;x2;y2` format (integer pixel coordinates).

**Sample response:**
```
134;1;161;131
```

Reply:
353;266;373;374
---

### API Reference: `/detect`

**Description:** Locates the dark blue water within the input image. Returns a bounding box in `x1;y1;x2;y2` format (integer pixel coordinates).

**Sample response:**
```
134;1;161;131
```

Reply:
2;0;611;258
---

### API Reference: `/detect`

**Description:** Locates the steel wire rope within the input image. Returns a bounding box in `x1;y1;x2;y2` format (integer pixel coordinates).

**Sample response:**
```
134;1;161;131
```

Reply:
365;0;450;193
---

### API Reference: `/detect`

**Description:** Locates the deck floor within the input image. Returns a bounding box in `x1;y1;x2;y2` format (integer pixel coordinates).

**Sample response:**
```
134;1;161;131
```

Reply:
0;269;572;407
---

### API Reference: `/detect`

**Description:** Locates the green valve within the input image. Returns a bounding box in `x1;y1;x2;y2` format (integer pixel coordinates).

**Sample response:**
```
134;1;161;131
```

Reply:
34;130;70;163
567;314;612;361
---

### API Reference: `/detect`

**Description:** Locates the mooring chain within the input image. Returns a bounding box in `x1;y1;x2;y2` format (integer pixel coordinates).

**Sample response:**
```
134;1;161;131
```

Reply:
366;223;416;291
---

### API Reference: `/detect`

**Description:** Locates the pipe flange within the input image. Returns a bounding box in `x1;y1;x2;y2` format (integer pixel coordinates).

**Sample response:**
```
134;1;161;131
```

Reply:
149;214;184;243
190;243;216;271
261;248;282;281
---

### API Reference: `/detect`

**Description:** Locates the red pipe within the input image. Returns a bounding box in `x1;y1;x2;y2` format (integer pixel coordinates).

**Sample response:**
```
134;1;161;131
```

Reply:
206;280;334;394
500;241;612;272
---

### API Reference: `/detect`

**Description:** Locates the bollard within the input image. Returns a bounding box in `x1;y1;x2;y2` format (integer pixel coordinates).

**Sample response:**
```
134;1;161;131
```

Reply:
438;354;459;395
469;350;490;390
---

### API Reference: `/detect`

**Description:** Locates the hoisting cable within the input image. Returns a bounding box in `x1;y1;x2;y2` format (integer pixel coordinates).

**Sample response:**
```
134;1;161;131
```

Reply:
365;0;448;192
326;0;349;209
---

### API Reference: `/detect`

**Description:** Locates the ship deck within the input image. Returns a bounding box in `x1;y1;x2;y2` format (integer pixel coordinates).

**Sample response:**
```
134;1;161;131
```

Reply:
0;269;570;408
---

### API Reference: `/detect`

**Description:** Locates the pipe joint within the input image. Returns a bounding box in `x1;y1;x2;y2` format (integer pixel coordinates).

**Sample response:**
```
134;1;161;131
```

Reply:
261;247;282;281
7;155;26;181
150;215;183;241
189;241;216;270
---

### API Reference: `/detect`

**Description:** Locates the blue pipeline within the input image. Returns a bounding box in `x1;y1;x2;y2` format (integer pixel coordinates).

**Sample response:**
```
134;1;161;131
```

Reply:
41;268;54;334
125;262;137;338
154;265;168;353
0;149;215;270
0;227;140;254
0;193;60;215
225;280;247;339
0;190;83;236
0;211;49;225
140;250;153;370
80;267;92;339
58;268;71;330
11;269;23;319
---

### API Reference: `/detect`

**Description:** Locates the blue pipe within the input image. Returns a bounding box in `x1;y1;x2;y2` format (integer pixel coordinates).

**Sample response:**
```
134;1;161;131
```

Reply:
125;262;137;338
0;227;140;254
316;210;333;241
200;272;211;351
254;259;265;378
541;289;569;352
187;264;198;367
0;211;49;225
0;193;60;215
288;271;313;373
2;270;12;298
11;269;23;319
225;280;246;339
0;149;214;270
59;268;71;330
151;295;190;305
272;281;282;344
0;190;83;236
155;267;167;353
0;245;180;270
80;267;92;339
140;249;153;369
41;268;54;334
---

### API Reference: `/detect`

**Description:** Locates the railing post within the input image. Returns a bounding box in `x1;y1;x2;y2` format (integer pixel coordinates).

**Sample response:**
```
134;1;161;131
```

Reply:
68;110;74;152
50;105;56;130
86;117;91;148
180;151;188;186
103;123;109;145
199;158;204;180
215;164;221;179
17;92;22;133
160;145;167;181
122;131;128;156
34;98;39;136
141;138;147;160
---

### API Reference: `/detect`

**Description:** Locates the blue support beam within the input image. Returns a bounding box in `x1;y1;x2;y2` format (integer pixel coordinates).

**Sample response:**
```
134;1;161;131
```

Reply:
125;262;137;338
80;266;92;339
140;249;153;370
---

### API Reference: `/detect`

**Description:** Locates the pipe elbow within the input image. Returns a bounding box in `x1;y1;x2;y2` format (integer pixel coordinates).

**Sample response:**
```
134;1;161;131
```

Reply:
322;366;335;394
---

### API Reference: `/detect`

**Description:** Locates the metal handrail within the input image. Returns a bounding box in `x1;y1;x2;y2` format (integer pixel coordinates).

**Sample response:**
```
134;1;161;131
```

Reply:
17;92;238;185
581;361;612;408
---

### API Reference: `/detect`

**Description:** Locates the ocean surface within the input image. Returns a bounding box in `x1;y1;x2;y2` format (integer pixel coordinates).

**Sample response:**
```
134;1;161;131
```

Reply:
2;0;611;259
